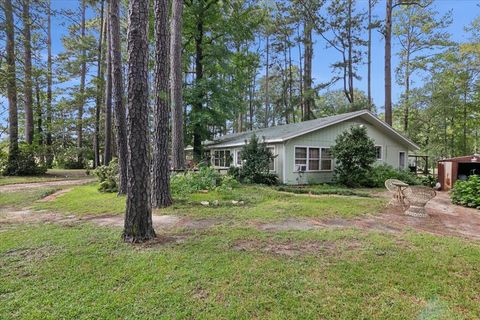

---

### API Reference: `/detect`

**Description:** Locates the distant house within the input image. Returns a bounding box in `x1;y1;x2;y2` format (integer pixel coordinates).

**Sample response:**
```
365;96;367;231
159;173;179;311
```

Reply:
203;110;419;185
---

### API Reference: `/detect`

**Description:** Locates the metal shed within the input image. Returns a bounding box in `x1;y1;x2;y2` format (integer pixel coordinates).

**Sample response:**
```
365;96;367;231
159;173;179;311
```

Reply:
437;154;480;191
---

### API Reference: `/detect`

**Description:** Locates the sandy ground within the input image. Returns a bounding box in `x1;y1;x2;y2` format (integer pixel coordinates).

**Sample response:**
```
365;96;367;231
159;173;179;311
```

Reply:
0;178;95;193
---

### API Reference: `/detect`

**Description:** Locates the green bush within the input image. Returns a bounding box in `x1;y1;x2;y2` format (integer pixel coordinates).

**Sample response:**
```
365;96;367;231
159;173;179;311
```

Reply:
368;163;420;187
233;134;278;185
331;126;377;187
170;166;222;197
94;159;119;193
451;175;480;209
55;147;85;169
2;143;47;176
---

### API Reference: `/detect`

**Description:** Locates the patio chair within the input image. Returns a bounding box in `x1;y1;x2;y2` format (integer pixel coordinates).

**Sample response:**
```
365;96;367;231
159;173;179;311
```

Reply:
384;179;409;207
403;186;436;217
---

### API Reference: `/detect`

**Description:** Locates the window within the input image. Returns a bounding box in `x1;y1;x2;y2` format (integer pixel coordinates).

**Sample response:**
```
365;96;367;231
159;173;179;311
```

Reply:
295;147;332;171
375;145;383;160
213;149;231;168
267;146;275;171
399;151;406;169
236;150;242;166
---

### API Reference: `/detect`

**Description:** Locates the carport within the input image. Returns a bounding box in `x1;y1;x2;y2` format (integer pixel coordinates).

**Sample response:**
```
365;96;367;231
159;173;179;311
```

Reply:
437;154;480;190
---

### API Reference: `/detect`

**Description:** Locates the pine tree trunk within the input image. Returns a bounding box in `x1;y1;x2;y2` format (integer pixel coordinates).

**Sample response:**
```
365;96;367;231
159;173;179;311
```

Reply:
303;20;313;121
35;76;43;146
192;9;204;162
110;0;128;194
46;0;53;167
170;0;185;170
94;1;105;168
22;0;34;144
384;0;393;125
264;35;270;127
77;0;87;163
151;0;173;208
367;0;373;109
4;0;19;174
123;0;155;243
104;11;113;166
347;0;354;105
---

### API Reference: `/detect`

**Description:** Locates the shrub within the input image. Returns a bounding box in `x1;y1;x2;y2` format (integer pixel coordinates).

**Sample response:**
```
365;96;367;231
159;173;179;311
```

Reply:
368;163;419;187
2;143;47;176
331;126;377;187
55;147;85;169
216;175;240;192
234;134;278;185
170;166;222;197
451;175;480;209
94;159;119;193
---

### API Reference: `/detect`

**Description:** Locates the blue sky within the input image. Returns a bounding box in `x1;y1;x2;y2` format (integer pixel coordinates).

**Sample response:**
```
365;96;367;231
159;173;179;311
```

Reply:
1;0;478;134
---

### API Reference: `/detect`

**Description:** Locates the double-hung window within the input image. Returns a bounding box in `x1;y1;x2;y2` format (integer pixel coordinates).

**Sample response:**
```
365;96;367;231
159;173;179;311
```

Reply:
267;146;275;171
375;145;383;160
213;150;231;168
295;147;332;171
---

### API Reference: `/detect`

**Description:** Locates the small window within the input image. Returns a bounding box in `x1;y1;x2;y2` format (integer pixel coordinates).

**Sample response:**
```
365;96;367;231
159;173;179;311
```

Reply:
267;146;275;171
308;148;320;171
399;151;406;169
236;150;242;166
212;149;231;168
320;148;332;171
375;146;383;160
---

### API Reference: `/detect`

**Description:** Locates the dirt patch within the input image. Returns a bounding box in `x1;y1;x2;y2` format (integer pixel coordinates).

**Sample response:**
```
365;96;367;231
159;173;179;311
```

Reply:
0;178;95;193
176;217;221;230
232;238;362;257
37;188;72;202
256;192;480;241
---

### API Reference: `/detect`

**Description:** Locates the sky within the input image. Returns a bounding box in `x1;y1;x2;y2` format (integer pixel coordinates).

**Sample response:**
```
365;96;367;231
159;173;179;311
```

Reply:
1;0;479;133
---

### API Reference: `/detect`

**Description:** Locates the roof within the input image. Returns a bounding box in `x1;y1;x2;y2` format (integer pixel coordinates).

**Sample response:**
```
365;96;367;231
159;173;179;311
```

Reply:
437;154;480;163
204;110;420;150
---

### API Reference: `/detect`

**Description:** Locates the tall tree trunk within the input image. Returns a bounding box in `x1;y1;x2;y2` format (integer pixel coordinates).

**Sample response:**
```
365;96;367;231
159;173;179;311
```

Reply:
35;76;43;146
77;0;87;163
297;25;304;120
46;0;53;167
104;11;113;166
170;0;185;170
192;7;205;162
110;0;128;194
151;0;173;208
367;0;373;109
4;0;19;174
94;1;105;168
303;19;313;121
347;0;354;105
384;0;393;125
123;0;155;243
264;35;270;127
288;37;295;123
22;0;34;144
403;55;410;132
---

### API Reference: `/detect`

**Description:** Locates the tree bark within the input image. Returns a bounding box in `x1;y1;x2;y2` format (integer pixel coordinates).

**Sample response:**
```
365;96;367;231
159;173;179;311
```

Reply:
22;0;34;144
170;0;185;170
123;0;155;243
303;19;313;121
110;0;128;194
94;1;105;168
104;9;113;166
151;0;173;208
347;0;354;105
35;76;43;146
264;35;270;127
46;0;53;167
192;5;205;162
4;0;19;174
367;0;373;109
384;0;393;125
77;0;87;163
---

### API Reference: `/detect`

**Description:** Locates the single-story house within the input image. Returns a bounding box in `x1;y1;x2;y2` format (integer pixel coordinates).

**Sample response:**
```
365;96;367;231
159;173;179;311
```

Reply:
203;110;420;185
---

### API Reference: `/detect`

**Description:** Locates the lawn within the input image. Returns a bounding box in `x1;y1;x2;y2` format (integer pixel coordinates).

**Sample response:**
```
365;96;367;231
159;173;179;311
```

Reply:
1;183;480;319
0;169;90;186
33;184;386;220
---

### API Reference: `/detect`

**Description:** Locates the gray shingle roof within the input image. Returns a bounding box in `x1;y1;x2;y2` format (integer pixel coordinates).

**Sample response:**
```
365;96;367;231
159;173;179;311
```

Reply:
204;110;419;150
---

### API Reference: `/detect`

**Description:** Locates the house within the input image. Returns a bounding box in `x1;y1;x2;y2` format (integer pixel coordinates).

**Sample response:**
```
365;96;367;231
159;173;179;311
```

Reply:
204;110;420;185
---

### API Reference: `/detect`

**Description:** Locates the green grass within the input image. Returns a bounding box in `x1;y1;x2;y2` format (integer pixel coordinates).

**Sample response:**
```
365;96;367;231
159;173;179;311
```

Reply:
1;223;479;319
0;188;58;208
0;169;90;186
276;184;386;197
33;184;386;220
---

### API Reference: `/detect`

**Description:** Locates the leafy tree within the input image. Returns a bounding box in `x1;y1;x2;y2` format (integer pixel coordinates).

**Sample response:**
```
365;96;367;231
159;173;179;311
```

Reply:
331;125;376;187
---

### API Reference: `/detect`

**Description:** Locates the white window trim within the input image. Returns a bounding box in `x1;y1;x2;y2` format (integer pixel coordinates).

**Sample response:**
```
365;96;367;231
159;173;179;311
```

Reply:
399;151;406;169
375;145;383;161
293;146;333;172
234;149;242;167
267;145;276;172
211;149;232;169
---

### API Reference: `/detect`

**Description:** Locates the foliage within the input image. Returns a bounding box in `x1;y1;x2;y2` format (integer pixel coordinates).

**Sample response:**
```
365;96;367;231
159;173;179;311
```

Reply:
233;134;278;185
94;159;119;193
420;175;437;187
1;143;47;176
368;164;420;187
216;175;240;192
451;175;480;209
276;185;371;197
55;147;86;169
0;148;7;175
170;166;223;197
331;126;377;187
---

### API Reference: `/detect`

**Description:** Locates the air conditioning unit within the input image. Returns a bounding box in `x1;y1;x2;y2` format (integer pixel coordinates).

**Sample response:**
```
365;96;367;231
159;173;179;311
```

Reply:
295;164;307;172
